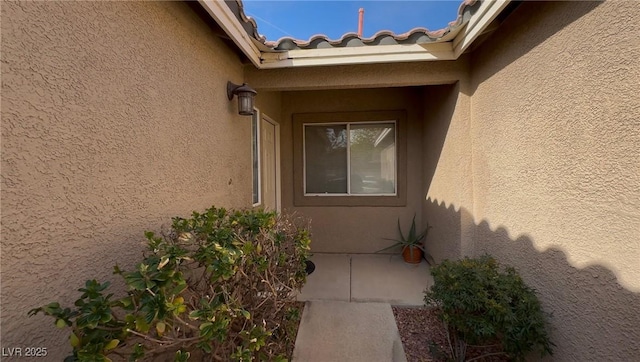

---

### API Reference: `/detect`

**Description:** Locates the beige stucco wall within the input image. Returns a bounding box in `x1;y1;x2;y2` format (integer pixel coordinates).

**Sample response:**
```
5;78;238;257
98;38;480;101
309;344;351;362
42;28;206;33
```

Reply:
281;87;427;253
421;82;473;262
254;91;282;123
1;1;251;359
245;57;469;91
466;1;640;360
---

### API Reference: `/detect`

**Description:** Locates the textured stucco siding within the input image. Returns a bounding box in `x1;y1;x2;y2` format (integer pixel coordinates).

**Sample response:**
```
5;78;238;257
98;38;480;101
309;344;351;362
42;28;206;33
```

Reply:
281;88;426;253
1;1;250;358
468;1;640;360
254;91;283;123
421;82;473;262
245;57;469;91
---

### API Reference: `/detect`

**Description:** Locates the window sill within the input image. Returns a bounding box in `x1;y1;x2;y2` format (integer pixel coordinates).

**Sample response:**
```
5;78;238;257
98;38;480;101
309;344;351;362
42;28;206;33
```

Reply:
293;194;406;207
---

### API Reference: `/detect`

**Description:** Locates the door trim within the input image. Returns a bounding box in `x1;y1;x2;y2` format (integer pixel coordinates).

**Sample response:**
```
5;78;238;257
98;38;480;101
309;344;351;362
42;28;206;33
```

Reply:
251;109;262;207
253;108;281;212
262;114;281;212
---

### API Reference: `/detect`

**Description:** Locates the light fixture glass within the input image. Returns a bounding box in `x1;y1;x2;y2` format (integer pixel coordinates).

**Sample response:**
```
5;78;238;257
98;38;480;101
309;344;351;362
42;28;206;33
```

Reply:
227;82;257;116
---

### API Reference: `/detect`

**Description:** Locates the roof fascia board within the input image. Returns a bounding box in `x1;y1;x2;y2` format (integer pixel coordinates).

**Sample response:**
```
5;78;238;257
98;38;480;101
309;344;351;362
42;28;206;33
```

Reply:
264;42;452;59
260;43;455;68
453;0;511;57
260;50;455;69
198;0;262;67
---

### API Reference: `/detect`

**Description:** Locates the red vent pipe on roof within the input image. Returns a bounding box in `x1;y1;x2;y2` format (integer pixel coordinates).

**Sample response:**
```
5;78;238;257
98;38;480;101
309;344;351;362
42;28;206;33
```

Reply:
358;8;364;37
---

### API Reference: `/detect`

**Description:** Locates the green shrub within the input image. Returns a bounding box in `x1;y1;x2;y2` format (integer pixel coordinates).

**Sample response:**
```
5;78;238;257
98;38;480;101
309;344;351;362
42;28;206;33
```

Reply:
29;206;311;362
424;255;553;361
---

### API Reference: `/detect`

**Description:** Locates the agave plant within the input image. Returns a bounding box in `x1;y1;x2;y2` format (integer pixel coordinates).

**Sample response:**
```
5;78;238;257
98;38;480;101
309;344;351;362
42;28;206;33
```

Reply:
377;214;434;265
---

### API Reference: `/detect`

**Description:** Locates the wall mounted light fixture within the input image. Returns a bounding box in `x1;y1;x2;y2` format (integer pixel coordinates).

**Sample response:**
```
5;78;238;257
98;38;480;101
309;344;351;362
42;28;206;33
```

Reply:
227;81;257;116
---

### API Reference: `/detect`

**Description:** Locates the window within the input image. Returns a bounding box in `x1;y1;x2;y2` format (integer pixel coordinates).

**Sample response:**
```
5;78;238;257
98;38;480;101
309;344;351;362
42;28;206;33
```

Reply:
293;110;407;207
304;122;396;195
251;110;261;206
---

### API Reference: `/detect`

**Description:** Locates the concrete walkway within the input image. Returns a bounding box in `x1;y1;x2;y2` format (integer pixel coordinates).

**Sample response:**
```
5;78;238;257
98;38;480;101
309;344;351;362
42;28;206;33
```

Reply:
292;253;433;362
292;301;407;362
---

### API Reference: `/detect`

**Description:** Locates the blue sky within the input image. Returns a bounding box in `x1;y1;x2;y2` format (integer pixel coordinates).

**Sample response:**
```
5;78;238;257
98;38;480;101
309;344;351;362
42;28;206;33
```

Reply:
242;1;463;41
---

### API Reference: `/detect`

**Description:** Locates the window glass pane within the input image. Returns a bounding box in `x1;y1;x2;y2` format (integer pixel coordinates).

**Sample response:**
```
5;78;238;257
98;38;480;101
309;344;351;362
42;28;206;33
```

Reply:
305;125;347;193
252;114;259;204
349;123;396;194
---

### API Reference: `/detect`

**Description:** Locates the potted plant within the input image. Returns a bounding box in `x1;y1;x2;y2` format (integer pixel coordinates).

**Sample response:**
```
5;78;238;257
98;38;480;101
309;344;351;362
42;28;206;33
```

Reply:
377;214;434;265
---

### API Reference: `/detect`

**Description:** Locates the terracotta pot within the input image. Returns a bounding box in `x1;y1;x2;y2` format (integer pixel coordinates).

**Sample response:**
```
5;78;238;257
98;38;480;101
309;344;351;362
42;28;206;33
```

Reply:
402;246;423;264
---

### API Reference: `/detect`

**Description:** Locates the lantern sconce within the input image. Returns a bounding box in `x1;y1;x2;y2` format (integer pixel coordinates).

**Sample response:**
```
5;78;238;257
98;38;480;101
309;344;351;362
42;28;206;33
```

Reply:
227;81;257;116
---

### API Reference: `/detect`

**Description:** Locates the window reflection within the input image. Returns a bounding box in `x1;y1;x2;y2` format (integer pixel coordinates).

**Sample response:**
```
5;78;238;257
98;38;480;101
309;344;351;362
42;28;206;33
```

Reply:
350;124;395;194
304;122;396;195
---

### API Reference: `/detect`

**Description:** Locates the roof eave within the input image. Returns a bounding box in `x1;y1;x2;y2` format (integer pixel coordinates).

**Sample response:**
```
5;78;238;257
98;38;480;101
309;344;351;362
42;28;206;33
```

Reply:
453;0;512;58
198;0;262;67
259;42;456;69
202;0;511;69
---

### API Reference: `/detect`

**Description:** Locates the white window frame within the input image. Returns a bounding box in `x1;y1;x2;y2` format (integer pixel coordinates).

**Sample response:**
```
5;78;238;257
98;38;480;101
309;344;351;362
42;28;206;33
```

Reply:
302;120;398;197
251;108;261;207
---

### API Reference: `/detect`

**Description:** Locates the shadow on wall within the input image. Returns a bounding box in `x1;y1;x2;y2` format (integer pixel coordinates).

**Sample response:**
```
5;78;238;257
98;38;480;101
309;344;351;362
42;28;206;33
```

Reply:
421;82;463;261
423;198;640;361
422;83;458;196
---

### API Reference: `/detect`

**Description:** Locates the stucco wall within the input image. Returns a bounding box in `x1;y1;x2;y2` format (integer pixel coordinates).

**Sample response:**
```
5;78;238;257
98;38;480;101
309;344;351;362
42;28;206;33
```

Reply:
468;1;640;360
1;1;250;359
254;91;282;123
281;88;427;253
245;57;469;91
421;82;473;262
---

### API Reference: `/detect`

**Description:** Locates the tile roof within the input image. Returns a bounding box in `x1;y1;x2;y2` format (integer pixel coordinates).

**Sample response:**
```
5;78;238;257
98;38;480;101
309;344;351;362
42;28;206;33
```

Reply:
225;0;480;51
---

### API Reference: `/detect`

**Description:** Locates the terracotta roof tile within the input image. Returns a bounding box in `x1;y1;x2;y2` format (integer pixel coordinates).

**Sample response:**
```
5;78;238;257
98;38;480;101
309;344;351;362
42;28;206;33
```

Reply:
226;0;479;51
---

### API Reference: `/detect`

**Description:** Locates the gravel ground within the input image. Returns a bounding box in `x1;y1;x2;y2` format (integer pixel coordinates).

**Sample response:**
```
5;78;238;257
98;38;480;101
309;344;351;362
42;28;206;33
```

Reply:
392;306;447;362
392;307;509;362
